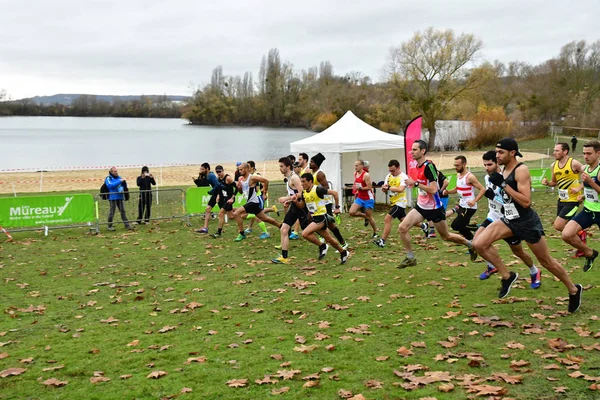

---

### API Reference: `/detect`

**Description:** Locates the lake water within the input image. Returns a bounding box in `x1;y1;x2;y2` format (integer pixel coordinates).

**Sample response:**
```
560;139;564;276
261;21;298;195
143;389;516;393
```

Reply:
0;117;313;171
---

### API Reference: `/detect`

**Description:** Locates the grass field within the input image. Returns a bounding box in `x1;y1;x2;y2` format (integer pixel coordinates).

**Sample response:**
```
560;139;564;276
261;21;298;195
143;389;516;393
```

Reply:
1;186;600;400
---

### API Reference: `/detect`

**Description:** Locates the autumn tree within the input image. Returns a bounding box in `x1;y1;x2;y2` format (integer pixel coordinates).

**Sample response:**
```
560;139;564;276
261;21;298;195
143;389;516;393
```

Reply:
386;27;485;149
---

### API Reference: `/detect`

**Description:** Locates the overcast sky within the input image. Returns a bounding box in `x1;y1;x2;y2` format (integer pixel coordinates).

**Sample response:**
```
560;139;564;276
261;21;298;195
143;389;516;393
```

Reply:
1;0;598;100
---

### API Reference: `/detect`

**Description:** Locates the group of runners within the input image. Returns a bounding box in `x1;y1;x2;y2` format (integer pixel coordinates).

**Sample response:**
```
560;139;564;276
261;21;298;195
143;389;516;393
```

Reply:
196;137;600;313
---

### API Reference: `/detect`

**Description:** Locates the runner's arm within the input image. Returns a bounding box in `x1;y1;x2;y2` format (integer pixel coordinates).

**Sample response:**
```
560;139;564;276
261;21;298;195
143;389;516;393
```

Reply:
316;171;329;189
469;174;486;204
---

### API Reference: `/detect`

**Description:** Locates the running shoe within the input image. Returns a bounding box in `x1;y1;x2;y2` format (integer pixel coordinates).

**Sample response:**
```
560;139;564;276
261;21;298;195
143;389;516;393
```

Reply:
479;265;498;280
398;257;417;268
335;214;342;225
568;284;583;313
372;233;379;239
420;222;429;235
468;247;478;261
259;232;271;239
584;249;598;272
211;233;221;239
428;229;436;238
342;242;349;250
340;250;349;264
274;244;282;250
273;204;280;216
196;227;208;234
318;244;329;260
364;219;369;227
499;271;518;299
289;232;299;240
373;238;385;248
244;228;252;235
271;256;290;264
530;269;542;289
234;233;246;242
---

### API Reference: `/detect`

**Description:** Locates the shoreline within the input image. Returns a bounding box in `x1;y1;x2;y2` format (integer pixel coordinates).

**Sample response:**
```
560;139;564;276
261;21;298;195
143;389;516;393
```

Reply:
0;151;549;194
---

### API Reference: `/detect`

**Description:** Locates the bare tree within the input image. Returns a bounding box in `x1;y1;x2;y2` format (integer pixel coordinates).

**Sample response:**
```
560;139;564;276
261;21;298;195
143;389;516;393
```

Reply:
386;27;484;148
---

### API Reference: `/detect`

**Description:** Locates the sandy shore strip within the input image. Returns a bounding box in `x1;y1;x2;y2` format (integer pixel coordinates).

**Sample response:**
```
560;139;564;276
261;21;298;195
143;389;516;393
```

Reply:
0;151;549;194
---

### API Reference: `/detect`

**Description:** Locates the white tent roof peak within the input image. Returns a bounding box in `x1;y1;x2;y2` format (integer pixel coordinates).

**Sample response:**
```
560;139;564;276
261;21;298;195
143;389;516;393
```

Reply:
290;110;404;153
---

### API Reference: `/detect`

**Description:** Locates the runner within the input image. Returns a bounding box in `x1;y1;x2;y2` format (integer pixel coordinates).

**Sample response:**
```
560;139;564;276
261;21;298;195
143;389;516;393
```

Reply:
309;153;348;250
293;173;349;264
561;140;600;272
475;151;542;289
271;157;309;264
297;152;310;174
373;159;408;248
443;156;485;241
421;169;449;238
472;138;582;312
348;160;378;238
244;160;278;239
541;143;585;257
210;166;237;238
398;140;477;268
232;163;282;242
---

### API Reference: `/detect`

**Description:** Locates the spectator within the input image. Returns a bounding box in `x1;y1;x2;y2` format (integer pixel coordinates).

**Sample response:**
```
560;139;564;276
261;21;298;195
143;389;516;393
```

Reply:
571;135;578;153
136;166;156;224
105;167;133;231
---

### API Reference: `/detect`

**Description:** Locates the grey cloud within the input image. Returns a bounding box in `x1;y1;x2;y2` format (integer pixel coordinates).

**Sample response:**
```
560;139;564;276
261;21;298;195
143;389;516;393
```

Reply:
1;0;598;98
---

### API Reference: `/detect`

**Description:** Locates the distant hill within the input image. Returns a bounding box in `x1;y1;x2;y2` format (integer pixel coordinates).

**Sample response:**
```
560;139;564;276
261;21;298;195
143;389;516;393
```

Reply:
24;94;189;106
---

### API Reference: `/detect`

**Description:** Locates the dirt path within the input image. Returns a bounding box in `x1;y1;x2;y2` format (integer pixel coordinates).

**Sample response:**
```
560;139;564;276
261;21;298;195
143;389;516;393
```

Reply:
0;151;548;194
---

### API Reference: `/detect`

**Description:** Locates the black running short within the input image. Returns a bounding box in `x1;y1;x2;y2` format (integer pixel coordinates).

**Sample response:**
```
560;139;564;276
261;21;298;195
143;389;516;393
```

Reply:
557;201;579;220
480;218;521;246
218;197;233;212
283;205;309;229
388;205;406;220
207;191;218;208
415;205;446;223
243;201;263;215
572;208;600;230
311;214;333;228
501;212;545;244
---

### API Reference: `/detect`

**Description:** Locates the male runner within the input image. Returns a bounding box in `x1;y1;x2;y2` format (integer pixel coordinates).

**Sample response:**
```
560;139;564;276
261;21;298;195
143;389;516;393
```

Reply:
244;160;278;239
293;173;349;264
298;152;310;175
541;143;585;256
398;140;477;268
475;151;541;289
271;157;309;264
373;159;408;248
443;156;485;241
309;153;348;249
472;138;582;312
561;140;600;272
210;166;237;238
348;160;378;237
196;163;219;234
233;163;282;242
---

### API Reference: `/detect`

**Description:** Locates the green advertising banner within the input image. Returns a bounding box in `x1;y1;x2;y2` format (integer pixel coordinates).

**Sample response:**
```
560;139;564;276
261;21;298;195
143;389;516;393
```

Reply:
0;194;95;228
530;168;550;189
186;187;245;214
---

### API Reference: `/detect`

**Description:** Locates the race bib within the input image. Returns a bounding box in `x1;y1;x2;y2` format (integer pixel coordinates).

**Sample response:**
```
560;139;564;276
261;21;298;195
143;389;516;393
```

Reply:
503;203;520;220
584;188;599;202
489;201;502;214
558;189;569;201
306;203;318;213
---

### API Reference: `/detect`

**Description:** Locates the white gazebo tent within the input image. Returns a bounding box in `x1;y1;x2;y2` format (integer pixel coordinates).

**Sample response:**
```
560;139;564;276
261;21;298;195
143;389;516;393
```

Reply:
290;111;406;209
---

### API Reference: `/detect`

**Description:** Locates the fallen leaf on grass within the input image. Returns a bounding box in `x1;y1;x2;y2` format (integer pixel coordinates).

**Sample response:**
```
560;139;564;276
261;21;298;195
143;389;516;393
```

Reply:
0;353;8;360
466;384;507;396
365;379;383;389
120;374;132;379
554;386;568;393
226;378;248;387
303;380;319;388
42;365;64;372
0;368;26;378
272;387;290;395
375;356;389;361
19;357;34;364
294;345;318;353
99;317;119;324
397;346;414;357
42;378;67;387
147;370;168;379
255;375;278;385
184;356;207;364
89;376;110;384
181;387;192;393
126;340;140;347
158;326;176;333
438;383;455;392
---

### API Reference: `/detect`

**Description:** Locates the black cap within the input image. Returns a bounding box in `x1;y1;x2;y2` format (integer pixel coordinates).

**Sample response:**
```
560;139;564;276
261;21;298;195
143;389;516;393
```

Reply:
141;166;149;173
311;152;326;167
215;165;223;172
496;138;523;157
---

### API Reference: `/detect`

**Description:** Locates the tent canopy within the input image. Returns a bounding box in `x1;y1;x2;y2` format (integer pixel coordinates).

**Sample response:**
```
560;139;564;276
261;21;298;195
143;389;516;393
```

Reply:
290;111;406;209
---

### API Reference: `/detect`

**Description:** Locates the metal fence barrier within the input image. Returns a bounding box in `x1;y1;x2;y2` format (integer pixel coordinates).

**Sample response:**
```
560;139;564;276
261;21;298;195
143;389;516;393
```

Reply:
94;188;189;232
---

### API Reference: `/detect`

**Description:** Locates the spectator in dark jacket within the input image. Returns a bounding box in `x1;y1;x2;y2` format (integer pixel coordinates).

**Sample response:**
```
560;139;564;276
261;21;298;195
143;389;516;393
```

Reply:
136;166;156;224
105;167;133;231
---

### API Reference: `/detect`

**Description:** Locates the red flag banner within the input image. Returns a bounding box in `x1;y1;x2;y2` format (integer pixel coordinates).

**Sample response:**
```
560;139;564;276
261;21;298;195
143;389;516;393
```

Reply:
404;116;422;180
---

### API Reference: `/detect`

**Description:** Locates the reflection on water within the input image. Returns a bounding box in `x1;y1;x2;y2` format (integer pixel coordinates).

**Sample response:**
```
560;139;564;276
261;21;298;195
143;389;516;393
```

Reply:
0;117;312;169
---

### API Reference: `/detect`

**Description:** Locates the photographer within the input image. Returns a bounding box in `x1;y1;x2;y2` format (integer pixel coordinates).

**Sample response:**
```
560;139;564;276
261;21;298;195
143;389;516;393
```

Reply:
136;166;156;224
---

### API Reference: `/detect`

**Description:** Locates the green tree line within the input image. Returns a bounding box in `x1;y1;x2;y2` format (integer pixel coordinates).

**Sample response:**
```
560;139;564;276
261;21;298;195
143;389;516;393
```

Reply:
0;94;182;118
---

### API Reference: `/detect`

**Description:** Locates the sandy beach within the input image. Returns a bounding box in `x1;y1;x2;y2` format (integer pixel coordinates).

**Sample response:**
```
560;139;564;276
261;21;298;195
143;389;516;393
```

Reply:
0;151;549;194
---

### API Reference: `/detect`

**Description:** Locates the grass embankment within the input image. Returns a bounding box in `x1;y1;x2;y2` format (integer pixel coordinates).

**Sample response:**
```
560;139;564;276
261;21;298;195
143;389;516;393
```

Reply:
1;188;600;399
